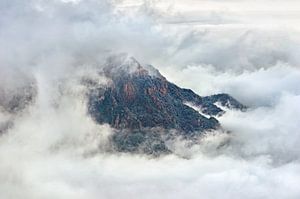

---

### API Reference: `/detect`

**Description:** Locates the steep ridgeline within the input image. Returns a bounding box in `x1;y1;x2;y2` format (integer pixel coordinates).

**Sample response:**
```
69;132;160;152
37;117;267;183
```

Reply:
88;56;246;155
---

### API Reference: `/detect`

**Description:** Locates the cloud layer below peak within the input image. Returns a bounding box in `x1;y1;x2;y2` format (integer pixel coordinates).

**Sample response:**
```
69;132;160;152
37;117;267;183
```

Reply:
0;0;300;199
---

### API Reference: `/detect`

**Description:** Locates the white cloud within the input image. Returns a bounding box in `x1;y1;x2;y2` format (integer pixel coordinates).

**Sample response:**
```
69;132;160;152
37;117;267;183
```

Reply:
163;63;300;107
1;0;300;198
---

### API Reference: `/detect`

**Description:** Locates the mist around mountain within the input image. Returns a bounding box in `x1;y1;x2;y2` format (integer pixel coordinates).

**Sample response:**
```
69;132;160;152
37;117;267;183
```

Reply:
1;0;300;199
1;54;245;155
88;55;245;154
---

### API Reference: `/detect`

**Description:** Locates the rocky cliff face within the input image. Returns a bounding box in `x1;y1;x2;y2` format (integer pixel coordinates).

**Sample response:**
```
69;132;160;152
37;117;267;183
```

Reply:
88;55;246;155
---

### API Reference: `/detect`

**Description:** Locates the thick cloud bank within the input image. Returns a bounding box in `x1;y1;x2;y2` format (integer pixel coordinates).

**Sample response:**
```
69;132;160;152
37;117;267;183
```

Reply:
1;0;300;199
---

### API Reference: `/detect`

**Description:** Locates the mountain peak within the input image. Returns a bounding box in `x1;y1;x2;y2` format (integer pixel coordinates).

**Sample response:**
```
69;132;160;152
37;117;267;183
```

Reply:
88;56;246;155
104;54;163;79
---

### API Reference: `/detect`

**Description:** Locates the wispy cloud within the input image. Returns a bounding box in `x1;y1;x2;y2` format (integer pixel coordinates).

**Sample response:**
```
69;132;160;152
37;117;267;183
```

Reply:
0;0;300;198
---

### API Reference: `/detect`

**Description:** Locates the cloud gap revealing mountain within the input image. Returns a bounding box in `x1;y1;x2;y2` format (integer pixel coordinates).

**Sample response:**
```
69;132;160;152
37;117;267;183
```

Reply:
88;55;246;155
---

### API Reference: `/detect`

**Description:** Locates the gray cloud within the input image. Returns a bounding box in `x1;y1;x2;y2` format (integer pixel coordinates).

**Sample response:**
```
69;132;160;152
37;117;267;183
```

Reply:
1;0;300;199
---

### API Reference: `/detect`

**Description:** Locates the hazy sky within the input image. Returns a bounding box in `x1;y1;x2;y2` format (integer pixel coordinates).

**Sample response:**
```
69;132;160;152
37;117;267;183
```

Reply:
120;0;300;26
0;0;300;199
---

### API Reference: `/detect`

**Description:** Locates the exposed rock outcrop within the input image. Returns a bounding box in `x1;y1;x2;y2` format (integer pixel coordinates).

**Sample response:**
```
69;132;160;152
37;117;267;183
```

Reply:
88;55;246;155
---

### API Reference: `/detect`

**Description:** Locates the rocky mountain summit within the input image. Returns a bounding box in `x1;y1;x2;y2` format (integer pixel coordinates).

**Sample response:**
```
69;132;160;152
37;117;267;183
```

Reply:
88;55;246;154
0;55;245;155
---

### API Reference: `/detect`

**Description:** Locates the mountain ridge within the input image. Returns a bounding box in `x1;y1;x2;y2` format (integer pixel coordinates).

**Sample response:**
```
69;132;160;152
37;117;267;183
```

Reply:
88;55;246;155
